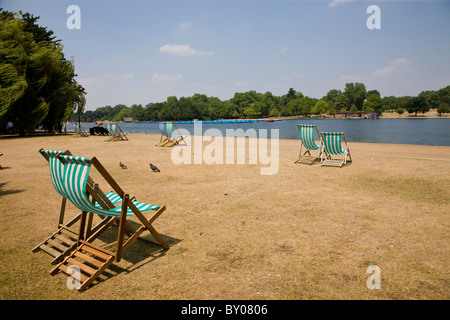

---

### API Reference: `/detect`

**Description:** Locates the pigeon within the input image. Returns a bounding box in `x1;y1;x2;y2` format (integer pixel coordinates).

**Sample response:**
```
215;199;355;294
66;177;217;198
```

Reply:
150;163;160;172
119;162;127;169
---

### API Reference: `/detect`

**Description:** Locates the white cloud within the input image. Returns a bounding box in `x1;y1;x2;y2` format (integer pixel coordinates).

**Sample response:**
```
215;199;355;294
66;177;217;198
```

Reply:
150;73;183;83
179;22;192;31
329;0;354;8
118;72;134;80
277;47;288;54
374;58;411;76
159;44;214;57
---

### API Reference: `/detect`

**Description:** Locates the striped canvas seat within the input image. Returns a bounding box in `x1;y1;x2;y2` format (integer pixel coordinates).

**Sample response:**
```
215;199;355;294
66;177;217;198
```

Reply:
295;124;323;165
156;121;185;147
320;132;352;167
40;149;68;198
58;155;159;217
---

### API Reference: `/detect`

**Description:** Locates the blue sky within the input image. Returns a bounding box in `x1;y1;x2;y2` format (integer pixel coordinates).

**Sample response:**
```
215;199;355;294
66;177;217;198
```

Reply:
1;0;449;111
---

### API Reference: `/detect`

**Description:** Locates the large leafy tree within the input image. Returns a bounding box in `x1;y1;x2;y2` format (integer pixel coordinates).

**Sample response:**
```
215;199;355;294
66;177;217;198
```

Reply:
0;9;85;135
343;82;366;111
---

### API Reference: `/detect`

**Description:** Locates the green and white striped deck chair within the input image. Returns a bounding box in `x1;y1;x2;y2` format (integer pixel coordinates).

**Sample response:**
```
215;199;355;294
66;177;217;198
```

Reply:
295;124;323;165
320;132;352;168
49;154;169;290
156;121;185;147
55;155;169;258
106;123;116;141
73;123;88;137
34;149;124;264
112;122;129;141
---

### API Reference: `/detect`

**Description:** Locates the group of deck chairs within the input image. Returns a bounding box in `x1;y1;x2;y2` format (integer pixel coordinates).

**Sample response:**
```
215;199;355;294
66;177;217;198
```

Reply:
34;122;349;291
295;124;352;168
73;122;128;142
33;149;169;291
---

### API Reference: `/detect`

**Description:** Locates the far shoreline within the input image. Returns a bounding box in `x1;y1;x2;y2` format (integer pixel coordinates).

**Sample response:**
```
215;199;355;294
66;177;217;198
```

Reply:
2;131;450;150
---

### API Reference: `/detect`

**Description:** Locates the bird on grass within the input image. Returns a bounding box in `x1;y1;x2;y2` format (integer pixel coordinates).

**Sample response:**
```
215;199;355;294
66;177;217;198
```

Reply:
119;162;127;169
150;163;160;172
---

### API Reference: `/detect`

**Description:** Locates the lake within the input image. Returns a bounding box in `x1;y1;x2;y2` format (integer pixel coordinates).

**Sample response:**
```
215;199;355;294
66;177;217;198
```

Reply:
81;118;450;147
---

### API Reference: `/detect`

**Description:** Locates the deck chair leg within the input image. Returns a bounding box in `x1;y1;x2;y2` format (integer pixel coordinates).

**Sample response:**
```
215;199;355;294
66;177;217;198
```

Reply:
131;205;169;250
58;198;67;227
115;195;129;262
77;211;88;244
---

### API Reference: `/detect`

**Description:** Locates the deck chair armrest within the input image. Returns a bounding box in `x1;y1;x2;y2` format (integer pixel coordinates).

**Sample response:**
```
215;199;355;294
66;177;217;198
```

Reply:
90;157;125;197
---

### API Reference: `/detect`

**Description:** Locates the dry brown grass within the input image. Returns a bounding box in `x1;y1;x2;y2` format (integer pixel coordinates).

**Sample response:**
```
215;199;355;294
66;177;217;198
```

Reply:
0;133;449;300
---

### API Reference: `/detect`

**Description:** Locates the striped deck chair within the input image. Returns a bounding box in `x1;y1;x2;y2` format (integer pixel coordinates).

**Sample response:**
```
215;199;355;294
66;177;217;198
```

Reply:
156;121;170;146
112;122;129;141
295;124;323;165
33;149;124;264
33;149;79;264
49;154;169;291
320;132;352;167
156;121;185;147
105;123;116;141
73;123;88;137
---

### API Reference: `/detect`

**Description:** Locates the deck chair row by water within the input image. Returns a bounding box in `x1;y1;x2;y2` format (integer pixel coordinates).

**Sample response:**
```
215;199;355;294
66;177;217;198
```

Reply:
156;121;185;147
34;148;169;291
295;124;352;167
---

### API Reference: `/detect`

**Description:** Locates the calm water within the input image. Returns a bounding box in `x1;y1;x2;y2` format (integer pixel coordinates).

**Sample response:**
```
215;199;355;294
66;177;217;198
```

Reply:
82;118;450;146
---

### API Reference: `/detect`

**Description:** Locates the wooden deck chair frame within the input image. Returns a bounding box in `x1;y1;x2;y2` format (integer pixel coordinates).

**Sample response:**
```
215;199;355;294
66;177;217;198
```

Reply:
295;124;323;165
112;122;129;141
73;123;88;137
49;154;169;290
320;132;352;168
156;121;186;147
34;149;128;264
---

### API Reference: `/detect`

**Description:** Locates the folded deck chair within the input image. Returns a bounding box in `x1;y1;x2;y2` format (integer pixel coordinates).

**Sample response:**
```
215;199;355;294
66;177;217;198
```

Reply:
156;121;185;147
320;132;352;167
295;124;323;165
49;154;169;291
33;149;124;264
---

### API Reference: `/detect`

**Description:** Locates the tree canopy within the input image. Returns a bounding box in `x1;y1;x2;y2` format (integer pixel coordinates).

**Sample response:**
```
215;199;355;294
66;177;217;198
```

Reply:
0;9;86;135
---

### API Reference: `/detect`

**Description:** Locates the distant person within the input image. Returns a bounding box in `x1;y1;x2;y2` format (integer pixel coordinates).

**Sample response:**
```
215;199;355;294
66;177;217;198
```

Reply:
6;122;13;133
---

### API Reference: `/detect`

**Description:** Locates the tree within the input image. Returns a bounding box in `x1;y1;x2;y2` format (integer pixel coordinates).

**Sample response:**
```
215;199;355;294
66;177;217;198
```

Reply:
343;82;366;110
0;9;85;135
406;96;429;116
437;103;449;116
334;94;350;111
363;90;383;114
311;100;328;115
113;107;132;122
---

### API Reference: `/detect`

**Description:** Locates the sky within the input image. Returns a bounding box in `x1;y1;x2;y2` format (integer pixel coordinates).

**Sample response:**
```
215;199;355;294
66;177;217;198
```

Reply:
1;0;450;111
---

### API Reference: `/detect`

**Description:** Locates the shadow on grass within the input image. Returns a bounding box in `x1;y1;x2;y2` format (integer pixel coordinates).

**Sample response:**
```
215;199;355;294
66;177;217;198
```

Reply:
89;221;182;288
0;182;24;196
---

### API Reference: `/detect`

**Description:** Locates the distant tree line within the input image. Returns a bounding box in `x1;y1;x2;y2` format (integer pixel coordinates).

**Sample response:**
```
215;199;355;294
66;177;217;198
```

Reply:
78;84;450;123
